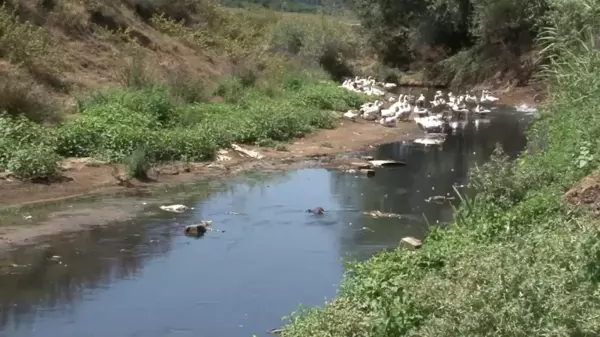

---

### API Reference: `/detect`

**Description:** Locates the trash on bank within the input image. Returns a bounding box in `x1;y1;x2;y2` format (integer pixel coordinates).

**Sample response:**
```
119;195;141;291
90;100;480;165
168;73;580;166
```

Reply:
401;236;423;249
231;143;264;159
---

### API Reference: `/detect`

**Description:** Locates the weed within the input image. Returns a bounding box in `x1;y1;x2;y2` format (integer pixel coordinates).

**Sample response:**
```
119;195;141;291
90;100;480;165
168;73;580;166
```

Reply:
125;147;151;180
7;146;60;180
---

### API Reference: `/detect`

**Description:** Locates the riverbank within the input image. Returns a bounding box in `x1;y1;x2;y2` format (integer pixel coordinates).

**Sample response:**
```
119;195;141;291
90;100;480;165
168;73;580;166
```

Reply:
279;3;600;336
0;118;421;208
0;84;537;209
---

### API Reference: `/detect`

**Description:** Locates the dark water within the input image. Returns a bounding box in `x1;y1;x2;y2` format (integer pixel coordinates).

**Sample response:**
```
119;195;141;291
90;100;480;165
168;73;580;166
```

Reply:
0;106;534;337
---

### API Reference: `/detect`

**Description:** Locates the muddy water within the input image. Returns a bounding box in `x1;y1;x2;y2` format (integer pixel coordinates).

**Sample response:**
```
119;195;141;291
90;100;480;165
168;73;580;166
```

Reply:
0;106;535;337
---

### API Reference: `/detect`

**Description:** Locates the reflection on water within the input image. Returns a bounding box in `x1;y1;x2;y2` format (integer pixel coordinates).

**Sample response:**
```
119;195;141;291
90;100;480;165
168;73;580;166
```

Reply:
0;107;532;337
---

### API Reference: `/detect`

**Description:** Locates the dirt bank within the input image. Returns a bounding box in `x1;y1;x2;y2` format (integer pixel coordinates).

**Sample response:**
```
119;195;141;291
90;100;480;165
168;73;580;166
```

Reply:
0;119;422;208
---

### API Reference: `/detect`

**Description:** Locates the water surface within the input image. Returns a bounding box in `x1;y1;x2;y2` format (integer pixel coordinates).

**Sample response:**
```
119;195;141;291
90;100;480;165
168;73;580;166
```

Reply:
0;106;533;337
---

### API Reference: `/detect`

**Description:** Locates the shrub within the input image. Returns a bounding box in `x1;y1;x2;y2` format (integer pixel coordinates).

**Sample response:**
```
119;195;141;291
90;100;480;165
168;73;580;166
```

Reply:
7;146;60;180
0;4;55;66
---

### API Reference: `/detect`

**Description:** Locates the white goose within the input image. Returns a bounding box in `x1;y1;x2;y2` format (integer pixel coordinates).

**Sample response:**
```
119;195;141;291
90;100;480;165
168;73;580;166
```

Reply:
380;116;397;127
414;115;445;133
474;104;491;115
480;90;499;104
343;110;360;121
465;92;478;104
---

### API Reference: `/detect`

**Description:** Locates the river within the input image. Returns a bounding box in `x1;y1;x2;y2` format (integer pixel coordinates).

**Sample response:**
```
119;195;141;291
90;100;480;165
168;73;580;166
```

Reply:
0;102;535;337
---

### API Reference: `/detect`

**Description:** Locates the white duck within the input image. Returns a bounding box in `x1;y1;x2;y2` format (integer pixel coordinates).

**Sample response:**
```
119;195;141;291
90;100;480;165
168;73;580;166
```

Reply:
474;104;491;115
343;110;360;121
414;136;445;146
381;106;398;118
416;93;425;106
480;90;499;104
414;116;445;133
465;92;478;104
380;116;397;127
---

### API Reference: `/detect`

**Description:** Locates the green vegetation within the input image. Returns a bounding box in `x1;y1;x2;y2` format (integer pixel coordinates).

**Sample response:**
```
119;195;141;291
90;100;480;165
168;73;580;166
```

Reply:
280;1;600;336
0;72;367;179
0;0;371;180
217;0;349;15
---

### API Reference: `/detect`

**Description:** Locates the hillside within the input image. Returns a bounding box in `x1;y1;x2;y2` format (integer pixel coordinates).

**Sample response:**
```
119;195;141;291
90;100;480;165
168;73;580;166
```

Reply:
0;0;366;122
0;0;382;203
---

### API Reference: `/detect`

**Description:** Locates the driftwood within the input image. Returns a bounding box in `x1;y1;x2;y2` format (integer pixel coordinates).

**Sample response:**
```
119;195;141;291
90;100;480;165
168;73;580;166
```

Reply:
231;144;265;159
269;328;285;335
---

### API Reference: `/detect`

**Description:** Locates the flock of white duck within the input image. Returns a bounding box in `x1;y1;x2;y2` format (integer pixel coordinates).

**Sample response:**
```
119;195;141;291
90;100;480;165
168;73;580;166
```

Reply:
339;76;501;146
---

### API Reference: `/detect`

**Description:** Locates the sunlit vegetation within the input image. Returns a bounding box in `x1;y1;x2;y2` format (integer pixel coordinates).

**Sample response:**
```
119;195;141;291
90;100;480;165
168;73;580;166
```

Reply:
0;0;371;180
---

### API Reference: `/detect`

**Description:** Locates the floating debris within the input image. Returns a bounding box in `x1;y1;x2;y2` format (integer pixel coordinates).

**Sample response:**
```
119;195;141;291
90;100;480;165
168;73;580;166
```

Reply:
269;328;285;335
425;195;456;204
306;207;325;215
160;204;189;213
184;220;213;237
363;210;402;219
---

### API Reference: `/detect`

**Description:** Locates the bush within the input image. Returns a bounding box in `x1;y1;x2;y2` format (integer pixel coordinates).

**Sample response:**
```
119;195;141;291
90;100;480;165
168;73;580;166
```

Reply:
7;146;60;180
56;73;365;164
0;3;55;67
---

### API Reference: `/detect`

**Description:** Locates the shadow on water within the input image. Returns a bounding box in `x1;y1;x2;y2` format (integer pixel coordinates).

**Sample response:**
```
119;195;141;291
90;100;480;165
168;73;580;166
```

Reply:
0;106;534;337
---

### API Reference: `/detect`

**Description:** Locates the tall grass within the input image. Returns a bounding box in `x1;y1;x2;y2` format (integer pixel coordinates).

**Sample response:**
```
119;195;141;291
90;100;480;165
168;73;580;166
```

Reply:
280;1;600;336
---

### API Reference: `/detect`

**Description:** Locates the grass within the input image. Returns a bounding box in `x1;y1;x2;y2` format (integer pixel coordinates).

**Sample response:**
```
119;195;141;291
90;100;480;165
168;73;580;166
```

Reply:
0;67;370;179
0;0;374;180
278;1;600;336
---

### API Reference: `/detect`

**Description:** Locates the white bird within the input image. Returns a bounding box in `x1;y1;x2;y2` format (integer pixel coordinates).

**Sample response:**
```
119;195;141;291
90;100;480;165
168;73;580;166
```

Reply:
480;90;499;104
474;104;491;114
343;110;360;121
379;116;397;127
